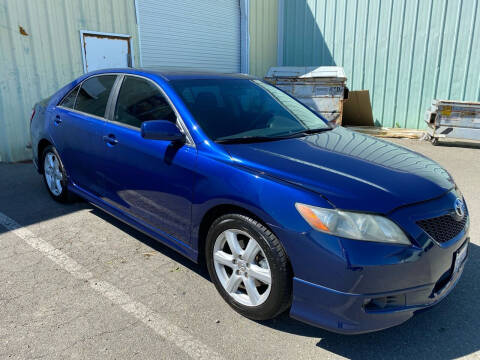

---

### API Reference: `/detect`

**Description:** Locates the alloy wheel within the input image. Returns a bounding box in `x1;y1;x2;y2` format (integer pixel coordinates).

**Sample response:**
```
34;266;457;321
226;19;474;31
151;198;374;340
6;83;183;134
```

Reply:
212;229;272;307
44;152;63;196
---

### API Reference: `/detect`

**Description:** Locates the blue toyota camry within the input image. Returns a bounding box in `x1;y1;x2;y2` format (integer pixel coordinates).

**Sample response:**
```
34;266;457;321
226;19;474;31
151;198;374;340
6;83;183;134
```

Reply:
30;68;469;334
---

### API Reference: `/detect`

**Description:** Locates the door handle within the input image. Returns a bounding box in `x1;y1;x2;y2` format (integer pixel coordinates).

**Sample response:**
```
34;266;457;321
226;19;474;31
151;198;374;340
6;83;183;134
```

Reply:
54;115;62;125
103;134;118;146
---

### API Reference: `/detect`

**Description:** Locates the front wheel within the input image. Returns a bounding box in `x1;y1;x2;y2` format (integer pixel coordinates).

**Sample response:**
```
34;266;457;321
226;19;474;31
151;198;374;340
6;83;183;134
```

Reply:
42;145;71;203
206;214;292;320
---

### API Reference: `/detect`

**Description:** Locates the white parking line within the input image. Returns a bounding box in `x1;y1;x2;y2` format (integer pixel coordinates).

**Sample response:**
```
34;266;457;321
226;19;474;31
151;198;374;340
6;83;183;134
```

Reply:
0;211;224;360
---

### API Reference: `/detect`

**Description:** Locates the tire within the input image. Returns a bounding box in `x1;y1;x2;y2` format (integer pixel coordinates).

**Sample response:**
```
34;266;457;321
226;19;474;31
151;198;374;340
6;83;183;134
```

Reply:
205;213;292;320
41;145;71;203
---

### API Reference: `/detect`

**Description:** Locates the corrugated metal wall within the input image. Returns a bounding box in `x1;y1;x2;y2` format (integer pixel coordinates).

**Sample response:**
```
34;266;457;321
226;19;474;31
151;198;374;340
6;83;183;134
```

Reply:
249;0;278;77
282;0;480;129
0;0;139;162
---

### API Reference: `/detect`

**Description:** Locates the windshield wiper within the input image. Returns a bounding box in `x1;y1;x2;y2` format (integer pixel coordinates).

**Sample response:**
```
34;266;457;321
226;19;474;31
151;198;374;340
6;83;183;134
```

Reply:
215;133;305;144
269;127;333;139
215;136;283;144
300;127;333;135
215;127;333;144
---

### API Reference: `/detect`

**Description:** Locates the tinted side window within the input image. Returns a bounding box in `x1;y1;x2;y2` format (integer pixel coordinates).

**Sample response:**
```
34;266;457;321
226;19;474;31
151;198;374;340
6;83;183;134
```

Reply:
59;85;80;109
114;76;176;128
75;75;116;117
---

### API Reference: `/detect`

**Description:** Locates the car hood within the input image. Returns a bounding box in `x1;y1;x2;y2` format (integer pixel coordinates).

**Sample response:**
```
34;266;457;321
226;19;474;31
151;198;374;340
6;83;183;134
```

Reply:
222;127;454;214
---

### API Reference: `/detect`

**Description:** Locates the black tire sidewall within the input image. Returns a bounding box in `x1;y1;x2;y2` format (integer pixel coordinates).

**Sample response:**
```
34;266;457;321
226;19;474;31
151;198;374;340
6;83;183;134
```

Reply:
42;145;69;202
206;215;290;320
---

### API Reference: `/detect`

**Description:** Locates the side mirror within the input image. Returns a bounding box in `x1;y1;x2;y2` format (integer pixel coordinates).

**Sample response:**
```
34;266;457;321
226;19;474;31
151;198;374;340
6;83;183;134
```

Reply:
141;120;186;143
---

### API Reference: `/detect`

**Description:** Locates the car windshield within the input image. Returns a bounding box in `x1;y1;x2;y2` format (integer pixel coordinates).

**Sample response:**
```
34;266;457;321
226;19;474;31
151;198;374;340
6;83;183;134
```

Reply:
169;78;329;142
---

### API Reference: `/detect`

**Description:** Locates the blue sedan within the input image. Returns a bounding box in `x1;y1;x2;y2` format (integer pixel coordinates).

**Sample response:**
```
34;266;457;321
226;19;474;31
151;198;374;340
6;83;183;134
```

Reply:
30;68;469;334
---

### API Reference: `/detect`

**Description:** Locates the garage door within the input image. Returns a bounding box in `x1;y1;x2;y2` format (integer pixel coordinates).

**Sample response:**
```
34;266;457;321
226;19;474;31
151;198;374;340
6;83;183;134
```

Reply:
135;0;241;72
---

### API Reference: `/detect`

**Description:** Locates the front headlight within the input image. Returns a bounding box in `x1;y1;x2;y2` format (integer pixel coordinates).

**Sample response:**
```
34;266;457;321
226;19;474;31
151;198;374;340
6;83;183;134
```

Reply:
295;203;410;245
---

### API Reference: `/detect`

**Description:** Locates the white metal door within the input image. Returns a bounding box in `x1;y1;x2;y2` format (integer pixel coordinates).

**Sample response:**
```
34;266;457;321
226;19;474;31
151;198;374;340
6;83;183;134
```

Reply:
135;0;241;72
81;32;132;73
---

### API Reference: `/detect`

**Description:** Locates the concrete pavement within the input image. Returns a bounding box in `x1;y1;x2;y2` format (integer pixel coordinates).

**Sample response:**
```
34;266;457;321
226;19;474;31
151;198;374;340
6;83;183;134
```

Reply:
0;138;479;359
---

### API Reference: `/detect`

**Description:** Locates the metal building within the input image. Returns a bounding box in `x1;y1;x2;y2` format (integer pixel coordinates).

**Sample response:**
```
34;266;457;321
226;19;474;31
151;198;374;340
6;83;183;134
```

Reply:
0;0;278;162
0;0;140;162
4;0;478;163
279;0;480;129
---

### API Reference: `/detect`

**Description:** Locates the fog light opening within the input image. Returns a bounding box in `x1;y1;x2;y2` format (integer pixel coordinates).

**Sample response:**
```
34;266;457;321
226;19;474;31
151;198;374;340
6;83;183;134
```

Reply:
364;294;406;312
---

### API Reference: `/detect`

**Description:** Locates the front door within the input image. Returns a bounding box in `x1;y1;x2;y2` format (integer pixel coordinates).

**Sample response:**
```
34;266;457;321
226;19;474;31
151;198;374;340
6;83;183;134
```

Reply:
100;75;197;246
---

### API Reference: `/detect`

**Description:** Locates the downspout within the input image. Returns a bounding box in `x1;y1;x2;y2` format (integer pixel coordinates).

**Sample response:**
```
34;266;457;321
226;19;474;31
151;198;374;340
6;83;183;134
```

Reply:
277;0;284;66
240;0;250;74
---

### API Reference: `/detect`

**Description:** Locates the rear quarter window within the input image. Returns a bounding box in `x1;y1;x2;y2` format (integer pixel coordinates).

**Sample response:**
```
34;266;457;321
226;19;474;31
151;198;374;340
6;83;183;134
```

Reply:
58;85;80;109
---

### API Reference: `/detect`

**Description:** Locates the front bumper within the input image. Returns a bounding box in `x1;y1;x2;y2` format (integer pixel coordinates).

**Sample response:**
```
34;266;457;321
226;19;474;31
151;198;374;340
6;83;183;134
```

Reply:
273;189;470;334
290;239;468;334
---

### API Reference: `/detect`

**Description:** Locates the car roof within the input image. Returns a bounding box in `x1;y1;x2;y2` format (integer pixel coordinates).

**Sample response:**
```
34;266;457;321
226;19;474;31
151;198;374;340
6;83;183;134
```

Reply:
147;68;256;81
91;67;257;81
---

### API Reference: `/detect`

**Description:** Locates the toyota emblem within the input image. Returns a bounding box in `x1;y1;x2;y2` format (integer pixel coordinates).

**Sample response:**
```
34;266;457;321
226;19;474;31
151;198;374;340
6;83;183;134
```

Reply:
454;198;465;218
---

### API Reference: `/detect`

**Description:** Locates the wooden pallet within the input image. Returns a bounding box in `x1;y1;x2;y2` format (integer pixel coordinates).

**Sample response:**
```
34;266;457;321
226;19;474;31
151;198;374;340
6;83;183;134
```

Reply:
346;126;425;139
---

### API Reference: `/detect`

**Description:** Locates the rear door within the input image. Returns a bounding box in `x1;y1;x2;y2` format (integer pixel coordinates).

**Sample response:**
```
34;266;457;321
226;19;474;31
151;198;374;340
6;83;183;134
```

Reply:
55;74;117;195
99;75;197;246
53;84;80;154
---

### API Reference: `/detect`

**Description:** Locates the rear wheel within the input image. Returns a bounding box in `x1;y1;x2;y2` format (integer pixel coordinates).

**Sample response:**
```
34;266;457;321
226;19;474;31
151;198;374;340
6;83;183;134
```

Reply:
42;145;71;202
206;213;291;320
